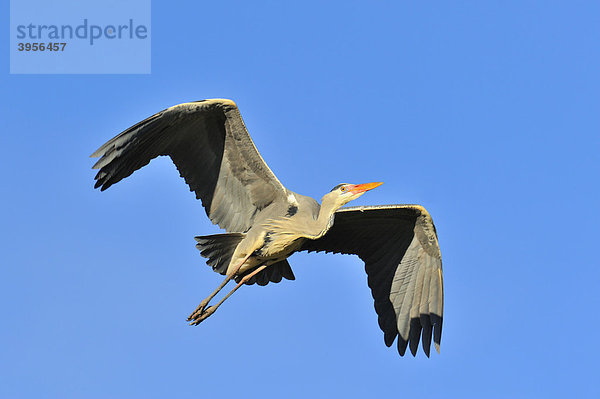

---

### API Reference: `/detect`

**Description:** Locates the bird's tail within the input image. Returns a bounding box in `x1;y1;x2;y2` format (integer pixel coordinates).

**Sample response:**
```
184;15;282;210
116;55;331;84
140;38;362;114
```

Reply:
236;259;295;286
194;233;245;275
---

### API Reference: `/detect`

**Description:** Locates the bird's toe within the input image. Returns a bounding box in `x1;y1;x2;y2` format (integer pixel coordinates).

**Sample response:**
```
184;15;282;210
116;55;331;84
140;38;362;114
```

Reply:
188;306;216;325
187;299;211;321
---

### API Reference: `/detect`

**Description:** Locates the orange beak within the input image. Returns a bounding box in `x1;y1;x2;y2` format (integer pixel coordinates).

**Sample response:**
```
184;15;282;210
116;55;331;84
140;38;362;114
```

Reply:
348;182;383;194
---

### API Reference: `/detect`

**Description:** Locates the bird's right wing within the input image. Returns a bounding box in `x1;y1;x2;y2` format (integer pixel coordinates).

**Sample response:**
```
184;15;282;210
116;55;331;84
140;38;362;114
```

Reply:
300;205;443;357
91;99;288;233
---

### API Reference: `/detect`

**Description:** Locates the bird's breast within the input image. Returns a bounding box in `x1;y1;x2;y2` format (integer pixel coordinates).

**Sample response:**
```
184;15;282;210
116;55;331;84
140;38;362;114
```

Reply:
252;231;304;260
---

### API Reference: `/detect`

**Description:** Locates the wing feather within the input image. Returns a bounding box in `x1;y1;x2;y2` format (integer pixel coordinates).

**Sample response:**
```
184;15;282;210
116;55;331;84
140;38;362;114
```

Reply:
91;99;287;233
300;205;443;357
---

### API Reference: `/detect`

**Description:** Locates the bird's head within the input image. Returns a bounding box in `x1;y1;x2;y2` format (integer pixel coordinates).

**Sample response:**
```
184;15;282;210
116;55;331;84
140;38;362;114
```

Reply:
322;182;383;209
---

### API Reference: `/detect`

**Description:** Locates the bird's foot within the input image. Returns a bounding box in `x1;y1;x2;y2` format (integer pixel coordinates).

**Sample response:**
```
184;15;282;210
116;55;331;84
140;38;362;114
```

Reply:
188;306;216;326
187;298;211;321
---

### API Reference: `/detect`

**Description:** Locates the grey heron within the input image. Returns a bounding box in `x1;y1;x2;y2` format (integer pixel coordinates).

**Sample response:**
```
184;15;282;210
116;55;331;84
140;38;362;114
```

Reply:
91;99;443;357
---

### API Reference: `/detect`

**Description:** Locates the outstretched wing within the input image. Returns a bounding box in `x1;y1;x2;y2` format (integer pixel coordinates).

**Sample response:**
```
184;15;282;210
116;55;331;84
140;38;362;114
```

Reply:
300;205;443;357
91;99;288;233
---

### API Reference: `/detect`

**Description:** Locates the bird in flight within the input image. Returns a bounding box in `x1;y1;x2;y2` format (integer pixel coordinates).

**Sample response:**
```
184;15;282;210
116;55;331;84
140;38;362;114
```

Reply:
90;99;443;357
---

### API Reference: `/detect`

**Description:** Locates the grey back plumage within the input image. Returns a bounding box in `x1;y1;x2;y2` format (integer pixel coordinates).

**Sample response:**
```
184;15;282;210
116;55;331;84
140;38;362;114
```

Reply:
91;99;288;233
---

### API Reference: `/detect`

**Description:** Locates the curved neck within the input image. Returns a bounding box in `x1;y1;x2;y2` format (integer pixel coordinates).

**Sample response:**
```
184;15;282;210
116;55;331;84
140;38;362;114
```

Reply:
313;195;340;238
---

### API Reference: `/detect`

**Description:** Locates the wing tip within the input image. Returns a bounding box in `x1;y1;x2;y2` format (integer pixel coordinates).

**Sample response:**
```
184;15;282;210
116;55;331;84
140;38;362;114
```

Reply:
90;148;105;159
397;336;408;357
384;331;396;347
193;98;237;107
394;318;441;357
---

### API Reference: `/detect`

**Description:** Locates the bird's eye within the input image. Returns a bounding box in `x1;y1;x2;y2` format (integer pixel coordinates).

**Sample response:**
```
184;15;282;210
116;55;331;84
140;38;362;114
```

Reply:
341;186;346;192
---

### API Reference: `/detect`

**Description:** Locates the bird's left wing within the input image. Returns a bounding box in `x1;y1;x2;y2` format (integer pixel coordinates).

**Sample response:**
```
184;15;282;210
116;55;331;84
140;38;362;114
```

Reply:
91;99;288;233
300;205;443;357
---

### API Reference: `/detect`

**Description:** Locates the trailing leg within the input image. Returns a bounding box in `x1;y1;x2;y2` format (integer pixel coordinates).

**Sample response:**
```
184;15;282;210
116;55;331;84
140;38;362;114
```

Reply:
187;252;251;322
188;265;267;325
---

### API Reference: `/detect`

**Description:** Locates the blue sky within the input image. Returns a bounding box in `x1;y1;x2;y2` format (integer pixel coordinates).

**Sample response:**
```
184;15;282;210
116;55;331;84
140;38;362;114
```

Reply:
2;1;599;398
